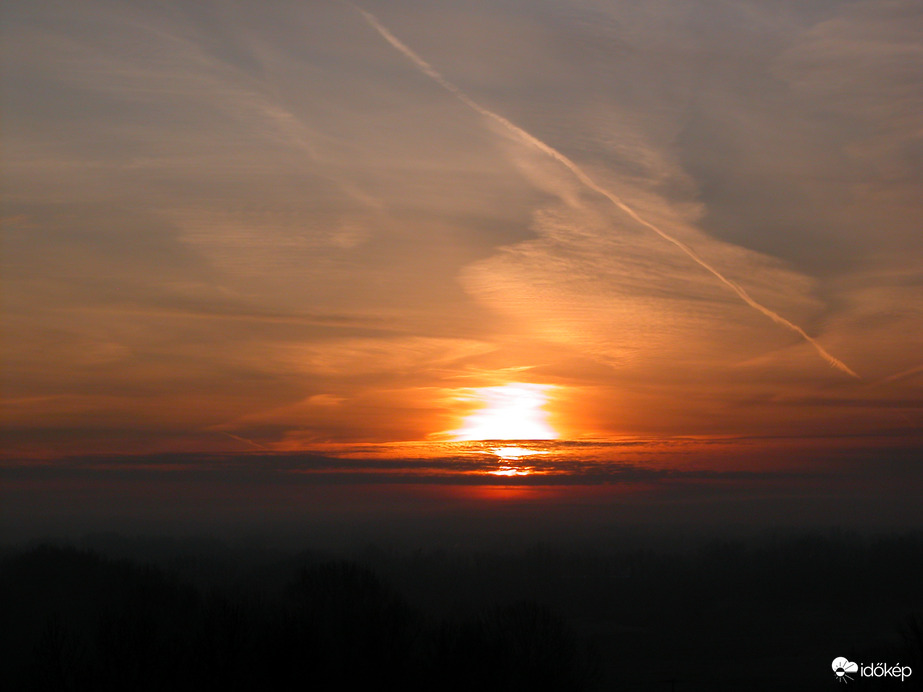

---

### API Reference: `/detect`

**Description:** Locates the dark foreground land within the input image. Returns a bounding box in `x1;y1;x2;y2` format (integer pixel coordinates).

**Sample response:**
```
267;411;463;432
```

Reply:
2;530;922;691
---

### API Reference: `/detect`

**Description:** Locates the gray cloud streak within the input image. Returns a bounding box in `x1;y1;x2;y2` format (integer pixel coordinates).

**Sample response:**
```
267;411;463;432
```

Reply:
349;2;860;380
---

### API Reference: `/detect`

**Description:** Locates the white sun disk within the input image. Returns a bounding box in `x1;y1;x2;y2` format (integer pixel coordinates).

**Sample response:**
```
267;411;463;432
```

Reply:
452;383;557;441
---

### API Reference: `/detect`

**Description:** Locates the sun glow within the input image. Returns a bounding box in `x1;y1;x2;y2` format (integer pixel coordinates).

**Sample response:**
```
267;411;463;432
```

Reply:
490;446;547;460
451;383;558;441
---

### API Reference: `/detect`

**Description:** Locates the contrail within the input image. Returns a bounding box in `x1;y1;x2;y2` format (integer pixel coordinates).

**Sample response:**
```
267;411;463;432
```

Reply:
220;431;270;451
349;3;859;379
879;363;923;385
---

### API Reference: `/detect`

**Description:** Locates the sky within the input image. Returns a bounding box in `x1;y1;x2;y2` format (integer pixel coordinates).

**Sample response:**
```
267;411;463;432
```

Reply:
2;0;921;474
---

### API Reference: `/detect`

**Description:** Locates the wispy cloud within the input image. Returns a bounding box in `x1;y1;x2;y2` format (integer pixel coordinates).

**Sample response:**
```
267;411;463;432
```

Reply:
349;2;859;379
3;0;919;451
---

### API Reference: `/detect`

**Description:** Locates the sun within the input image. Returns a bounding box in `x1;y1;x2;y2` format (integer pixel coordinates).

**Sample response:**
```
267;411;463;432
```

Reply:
450;383;558;441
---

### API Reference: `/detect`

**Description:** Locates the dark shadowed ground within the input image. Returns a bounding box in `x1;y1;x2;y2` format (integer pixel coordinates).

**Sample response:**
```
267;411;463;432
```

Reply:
2;530;921;691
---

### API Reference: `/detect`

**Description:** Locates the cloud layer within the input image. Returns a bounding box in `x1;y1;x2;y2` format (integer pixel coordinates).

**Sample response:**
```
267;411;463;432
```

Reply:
2;0;920;454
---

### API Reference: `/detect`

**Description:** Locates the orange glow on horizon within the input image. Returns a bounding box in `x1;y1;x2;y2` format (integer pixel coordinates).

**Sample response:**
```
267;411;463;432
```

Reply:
488;467;532;476
450;383;559;441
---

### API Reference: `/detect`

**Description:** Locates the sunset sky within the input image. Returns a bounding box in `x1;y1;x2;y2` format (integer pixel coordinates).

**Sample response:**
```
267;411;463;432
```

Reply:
2;0;921;476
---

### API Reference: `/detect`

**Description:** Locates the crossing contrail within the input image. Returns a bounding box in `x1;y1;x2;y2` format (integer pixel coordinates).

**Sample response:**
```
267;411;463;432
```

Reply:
220;431;270;450
349;3;859;379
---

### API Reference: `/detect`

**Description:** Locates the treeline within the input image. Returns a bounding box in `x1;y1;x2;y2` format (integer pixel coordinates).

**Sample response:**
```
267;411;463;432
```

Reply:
0;545;597;691
2;531;922;690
